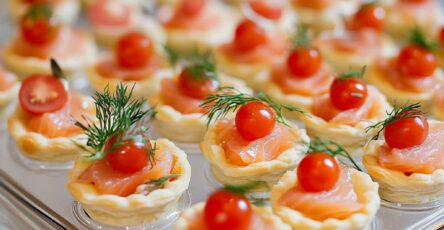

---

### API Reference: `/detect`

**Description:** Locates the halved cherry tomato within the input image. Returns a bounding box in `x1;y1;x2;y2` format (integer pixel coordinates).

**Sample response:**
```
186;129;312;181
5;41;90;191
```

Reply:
330;77;367;110
19;74;68;115
287;47;322;78
353;4;385;31
235;101;276;141
178;67;220;99
249;0;283;20
178;0;206;17
397;45;436;78
297;152;340;192
204;189;253;230
20;4;60;45
384;113;429;149
234;19;267;52
116;32;153;69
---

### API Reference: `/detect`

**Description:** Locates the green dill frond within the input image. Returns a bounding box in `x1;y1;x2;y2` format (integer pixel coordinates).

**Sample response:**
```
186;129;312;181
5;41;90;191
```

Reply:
338;66;367;80
365;102;424;141
145;174;180;187
291;24;310;47
164;45;181;65
27;3;52;20
183;51;218;82
148;142;157;168
409;26;439;51
223;181;269;195
309;138;362;171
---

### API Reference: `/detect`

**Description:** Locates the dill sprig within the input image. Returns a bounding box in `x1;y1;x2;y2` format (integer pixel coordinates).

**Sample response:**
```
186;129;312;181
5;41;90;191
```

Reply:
201;90;305;126
409;26;438;51
365;102;424;141
223;181;269;195
140;174;180;193
74;84;150;160
309;138;362;171
27;3;52;20
338;66;367;80
291;24;310;48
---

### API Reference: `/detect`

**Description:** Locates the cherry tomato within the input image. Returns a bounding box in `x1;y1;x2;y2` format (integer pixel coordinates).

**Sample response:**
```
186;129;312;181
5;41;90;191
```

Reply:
438;26;444;45
297;152;340;192
116;32;153;69
178;67;220;99
204;189;253;230
235;101;276;141
234;20;267;52
179;0;206;17
287;47;322;78
384;113;429;149
353;4;385;31
20;4;60;45
19;74;67;115
330;77;368;110
105;135;151;173
397;45;436;78
249;0;283;20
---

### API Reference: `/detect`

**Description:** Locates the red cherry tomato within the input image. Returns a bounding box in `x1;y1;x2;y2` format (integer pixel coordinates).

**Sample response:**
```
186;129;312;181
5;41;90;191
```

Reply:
384;114;429;149
439;27;444;44
330;77;368;110
105;135;151;173
249;0;283;20
353;4;385;31
297;152;340;192
397;45;436;78
19;74;68;115
116;32;153;69
287;47;322;78
179;0;206;17
235;101;276;141
20;4;60;45
204;190;253;230
234;20;267;52
178;67;220;99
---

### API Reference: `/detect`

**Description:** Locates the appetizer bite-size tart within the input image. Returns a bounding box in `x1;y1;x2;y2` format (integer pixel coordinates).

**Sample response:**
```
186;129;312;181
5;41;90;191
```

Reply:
364;103;444;204
271;140;380;229
87;32;174;99
263;26;335;113
0;66;20;115
214;18;287;90
173;187;291;230
158;0;239;52
200;92;309;189
366;28;443;111
68;84;191;226
300;68;391;149
8;60;95;162
242;0;297;33
3;3;97;78
8;0;80;25
150;51;252;143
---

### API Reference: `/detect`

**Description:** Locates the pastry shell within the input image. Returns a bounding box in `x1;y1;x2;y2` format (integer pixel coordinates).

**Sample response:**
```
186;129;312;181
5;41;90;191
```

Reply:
173;202;291;230
271;168;380;230
67;138;192;227
201;121;309;189
0;83;20;110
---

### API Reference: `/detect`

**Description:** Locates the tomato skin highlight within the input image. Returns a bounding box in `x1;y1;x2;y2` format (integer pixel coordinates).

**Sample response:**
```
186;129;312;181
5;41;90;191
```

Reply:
178;67;220;99
330;78;368;110
178;0;206;17
235;101;276;141
287;47;322;78
384;115;429;149
234;20;267;52
19;74;68;115
353;4;385;31
249;0;283;20
116;32;153;69
397;45;436;78
297;152;340;192
204;190;253;230
20;4;60;45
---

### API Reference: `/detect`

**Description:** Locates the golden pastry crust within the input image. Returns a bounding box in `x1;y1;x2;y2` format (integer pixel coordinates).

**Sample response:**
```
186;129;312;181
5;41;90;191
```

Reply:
0;83;20;109
201;121;310;189
363;136;444;204
150;74;252;143
2;29;98;78
366;64;443;112
271;168;380;230
300;86;392;149
173;202;291;230
67;138;191;227
86;54;174;99
8;0;80;25
7;95;94;162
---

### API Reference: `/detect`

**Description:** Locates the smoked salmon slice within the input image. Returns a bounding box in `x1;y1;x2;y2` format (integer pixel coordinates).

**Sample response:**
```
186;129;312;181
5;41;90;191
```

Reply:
215;119;297;166
294;0;334;10
327;30;380;56
27;92;95;138
159;78;205;114
159;5;218;30
377;122;444;174
77;148;174;196
87;0;132;28
0;68;17;91
279;167;363;221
